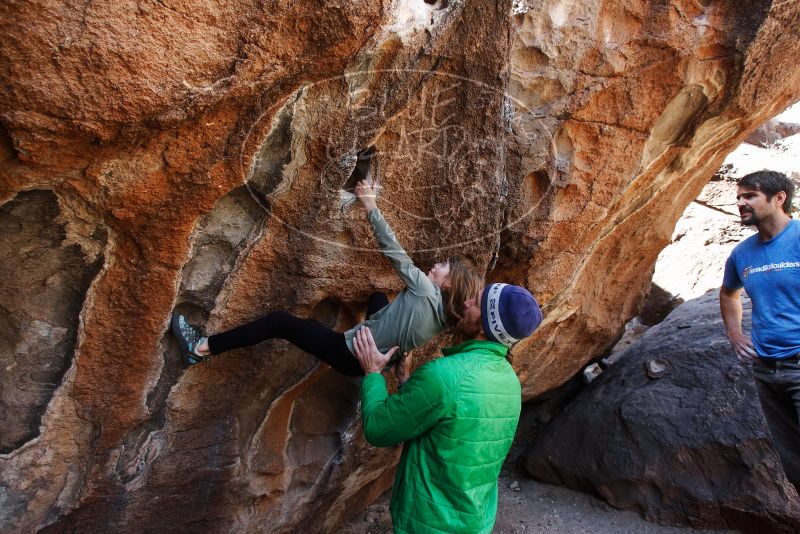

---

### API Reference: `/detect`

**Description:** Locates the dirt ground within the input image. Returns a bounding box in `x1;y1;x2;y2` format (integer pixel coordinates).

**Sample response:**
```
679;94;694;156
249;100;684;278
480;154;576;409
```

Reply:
341;473;736;534
342;402;738;534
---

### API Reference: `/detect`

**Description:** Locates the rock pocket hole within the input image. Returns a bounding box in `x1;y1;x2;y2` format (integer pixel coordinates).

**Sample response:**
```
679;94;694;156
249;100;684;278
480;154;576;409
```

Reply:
553;127;574;175
423;0;448;8
0;123;16;163
343;146;377;192
528;170;551;203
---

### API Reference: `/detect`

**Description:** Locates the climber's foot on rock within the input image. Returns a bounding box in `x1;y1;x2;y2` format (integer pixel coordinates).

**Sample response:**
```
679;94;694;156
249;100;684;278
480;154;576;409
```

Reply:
171;313;211;365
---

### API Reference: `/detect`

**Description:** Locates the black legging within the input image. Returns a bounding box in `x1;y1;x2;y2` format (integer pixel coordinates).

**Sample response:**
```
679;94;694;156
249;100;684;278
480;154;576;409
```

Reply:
207;292;390;377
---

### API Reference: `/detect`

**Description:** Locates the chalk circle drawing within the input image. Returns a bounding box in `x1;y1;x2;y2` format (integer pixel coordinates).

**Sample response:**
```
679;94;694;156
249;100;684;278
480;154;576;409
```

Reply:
240;68;555;253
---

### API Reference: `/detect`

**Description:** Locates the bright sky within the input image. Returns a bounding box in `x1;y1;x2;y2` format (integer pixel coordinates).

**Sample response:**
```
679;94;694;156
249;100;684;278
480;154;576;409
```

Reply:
777;101;800;123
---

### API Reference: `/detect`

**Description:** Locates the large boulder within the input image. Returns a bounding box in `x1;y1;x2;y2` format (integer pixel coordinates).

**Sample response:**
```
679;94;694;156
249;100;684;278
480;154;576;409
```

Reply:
525;290;800;532
2;0;800;531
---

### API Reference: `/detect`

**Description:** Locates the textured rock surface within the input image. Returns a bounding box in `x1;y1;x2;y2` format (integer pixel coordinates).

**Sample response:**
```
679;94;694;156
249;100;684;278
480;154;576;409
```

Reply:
1;0;800;532
0;190;105;453
525;291;800;532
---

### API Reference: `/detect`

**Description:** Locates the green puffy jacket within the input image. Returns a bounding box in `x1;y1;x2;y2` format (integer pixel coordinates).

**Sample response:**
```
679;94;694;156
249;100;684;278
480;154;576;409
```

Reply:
361;339;522;533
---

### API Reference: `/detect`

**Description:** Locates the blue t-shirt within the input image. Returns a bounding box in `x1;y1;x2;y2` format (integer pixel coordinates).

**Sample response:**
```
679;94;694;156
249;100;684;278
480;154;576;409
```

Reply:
723;219;800;359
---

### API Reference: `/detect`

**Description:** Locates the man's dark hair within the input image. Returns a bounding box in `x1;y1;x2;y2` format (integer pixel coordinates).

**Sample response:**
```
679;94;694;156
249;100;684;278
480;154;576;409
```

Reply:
738;171;795;214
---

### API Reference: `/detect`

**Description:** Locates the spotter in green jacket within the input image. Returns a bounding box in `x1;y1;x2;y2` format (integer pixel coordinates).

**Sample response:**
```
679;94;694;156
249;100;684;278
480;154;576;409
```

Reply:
361;339;522;534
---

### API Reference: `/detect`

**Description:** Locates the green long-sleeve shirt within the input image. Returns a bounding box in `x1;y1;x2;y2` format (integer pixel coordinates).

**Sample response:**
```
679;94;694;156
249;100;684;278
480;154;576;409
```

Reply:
344;208;448;356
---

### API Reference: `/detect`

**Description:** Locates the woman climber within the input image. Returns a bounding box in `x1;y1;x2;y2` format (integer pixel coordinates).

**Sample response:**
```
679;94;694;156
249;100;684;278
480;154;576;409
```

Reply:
171;179;484;376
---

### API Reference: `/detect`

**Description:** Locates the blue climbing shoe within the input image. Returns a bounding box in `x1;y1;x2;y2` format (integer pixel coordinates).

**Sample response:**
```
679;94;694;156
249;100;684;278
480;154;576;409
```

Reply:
171;313;211;365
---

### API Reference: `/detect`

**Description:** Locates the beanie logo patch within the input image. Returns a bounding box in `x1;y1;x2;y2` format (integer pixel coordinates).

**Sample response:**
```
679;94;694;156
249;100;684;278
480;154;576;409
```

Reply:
486;283;519;347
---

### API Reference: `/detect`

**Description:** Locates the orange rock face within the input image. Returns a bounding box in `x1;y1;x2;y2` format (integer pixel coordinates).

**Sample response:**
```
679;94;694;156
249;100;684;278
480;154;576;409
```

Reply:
1;0;799;531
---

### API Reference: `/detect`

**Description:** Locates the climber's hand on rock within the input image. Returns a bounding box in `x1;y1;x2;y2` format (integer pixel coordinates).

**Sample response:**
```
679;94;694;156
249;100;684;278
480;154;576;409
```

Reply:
355;180;378;211
354;327;397;374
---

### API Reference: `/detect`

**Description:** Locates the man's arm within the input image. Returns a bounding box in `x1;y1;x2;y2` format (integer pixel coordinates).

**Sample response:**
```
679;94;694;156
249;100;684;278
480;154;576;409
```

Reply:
354;328;447;447
719;286;757;362
354;180;435;295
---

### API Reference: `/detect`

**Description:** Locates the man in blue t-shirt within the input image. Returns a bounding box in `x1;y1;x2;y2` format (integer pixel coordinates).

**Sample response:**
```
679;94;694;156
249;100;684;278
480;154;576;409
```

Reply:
720;170;800;491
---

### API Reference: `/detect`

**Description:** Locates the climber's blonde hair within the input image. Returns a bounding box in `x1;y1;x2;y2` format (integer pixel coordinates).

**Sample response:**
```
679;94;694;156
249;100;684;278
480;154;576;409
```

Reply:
441;255;483;326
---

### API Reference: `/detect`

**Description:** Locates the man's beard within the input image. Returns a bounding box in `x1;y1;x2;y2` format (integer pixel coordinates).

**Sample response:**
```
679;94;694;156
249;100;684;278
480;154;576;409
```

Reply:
739;208;758;226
